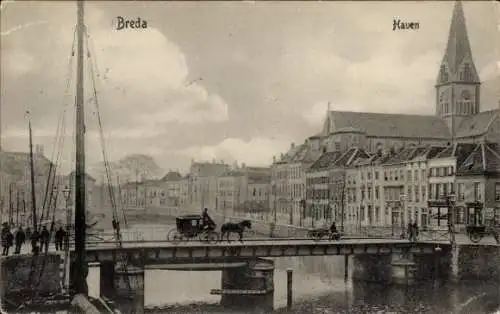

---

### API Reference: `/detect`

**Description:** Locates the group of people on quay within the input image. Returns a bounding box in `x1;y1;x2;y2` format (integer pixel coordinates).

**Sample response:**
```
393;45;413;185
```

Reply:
1;222;69;256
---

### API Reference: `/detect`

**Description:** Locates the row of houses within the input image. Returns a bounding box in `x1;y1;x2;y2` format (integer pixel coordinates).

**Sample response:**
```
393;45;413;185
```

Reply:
111;160;273;217
276;142;500;231
0;147;100;226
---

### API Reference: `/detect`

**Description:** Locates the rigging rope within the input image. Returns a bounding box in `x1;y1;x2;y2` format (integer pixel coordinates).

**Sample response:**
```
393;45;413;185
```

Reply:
38;26;77;230
85;26;137;298
20;26;76;309
85;26;129;229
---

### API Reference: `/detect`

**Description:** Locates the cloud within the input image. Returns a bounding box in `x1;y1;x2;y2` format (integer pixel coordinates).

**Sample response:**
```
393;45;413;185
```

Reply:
1;4;229;170
179;137;291;166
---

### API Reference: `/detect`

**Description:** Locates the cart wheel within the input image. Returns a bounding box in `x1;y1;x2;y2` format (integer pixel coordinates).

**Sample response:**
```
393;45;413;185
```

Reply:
206;231;219;244
168;229;182;244
198;231;209;242
469;232;483;243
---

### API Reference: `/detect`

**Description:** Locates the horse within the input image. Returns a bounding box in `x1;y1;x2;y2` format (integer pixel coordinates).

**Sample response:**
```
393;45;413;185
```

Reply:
220;220;252;242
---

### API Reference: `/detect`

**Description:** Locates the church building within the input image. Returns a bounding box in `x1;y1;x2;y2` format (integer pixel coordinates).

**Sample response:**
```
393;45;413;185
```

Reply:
316;1;499;154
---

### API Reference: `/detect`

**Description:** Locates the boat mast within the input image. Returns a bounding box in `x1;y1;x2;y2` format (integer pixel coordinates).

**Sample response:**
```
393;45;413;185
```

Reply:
28;123;37;231
73;0;87;296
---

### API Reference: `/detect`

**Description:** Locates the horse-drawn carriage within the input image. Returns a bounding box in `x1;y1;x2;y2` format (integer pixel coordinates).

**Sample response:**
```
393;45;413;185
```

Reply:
167;215;219;243
307;227;342;241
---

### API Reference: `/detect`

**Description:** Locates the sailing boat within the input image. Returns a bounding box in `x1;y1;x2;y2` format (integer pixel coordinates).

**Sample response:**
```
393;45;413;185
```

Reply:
4;1;126;312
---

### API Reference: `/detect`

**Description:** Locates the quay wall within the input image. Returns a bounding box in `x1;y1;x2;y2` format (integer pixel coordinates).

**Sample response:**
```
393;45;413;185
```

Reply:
455;245;500;282
0;253;61;300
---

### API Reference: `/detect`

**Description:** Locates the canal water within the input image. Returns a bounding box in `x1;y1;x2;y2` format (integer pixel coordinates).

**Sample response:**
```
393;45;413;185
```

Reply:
97;224;500;313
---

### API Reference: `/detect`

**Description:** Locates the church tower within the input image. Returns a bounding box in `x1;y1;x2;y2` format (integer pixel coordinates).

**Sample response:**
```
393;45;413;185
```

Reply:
435;1;481;136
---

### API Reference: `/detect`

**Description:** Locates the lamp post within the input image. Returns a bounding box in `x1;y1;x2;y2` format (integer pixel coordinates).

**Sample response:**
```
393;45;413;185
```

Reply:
446;193;456;245
62;186;72;247
61;185;71;292
399;194;406;239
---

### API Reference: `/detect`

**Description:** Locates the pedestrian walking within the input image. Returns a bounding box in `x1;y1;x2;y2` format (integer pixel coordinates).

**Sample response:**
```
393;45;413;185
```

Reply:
407;221;414;241
55;227;65;251
64;226;70;249
40;226;50;253
31;229;40;254
14;226;26;254
411;221;419;242
25;226;31;241
2;228;13;256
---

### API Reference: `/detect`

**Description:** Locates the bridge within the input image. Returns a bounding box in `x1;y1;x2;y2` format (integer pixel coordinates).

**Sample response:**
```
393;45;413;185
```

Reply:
82;238;444;265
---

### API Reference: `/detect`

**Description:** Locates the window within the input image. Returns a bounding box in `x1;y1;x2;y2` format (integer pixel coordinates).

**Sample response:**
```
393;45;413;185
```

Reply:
368;188;372;200
375;187;380;200
422;185;426;201
496;183;500;202
457;183;464;201
474;182;481;201
439;66;448;82
415;186;420;202
414;170;419;182
461;63;471;81
375;171;379;180
407;186;412;202
407;170;412;182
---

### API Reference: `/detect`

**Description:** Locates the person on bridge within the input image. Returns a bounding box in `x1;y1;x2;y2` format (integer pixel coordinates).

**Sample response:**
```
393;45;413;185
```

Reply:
330;221;338;234
201;208;216;231
411;221;419;241
14;226;26;254
30;229;40;254
55;227;66;251
25;226;31;246
2;227;13;256
40;226;50;253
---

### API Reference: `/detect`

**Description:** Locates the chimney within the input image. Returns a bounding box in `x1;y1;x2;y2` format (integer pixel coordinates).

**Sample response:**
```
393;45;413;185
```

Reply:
241;163;246;169
280;153;284;159
272;156;276;163
291;142;295;149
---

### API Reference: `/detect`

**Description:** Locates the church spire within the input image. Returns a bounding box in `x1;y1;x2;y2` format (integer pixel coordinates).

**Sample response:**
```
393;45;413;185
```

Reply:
436;1;480;85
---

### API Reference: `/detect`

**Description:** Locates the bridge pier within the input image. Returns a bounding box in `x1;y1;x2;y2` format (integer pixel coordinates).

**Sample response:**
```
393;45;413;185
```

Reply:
390;251;417;285
218;259;274;311
99;261;145;312
352;254;392;283
449;244;460;284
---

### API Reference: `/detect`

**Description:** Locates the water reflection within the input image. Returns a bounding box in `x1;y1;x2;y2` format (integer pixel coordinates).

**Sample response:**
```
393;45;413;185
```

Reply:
100;225;499;313
112;256;498;313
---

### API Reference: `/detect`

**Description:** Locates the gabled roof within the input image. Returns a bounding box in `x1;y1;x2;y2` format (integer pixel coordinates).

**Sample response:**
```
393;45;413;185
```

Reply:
456;143;500;176
278;143;321;164
308;151;343;172
382;146;428;165
455;109;499;138
325;111;451;139
434;142;476;165
308;148;370;172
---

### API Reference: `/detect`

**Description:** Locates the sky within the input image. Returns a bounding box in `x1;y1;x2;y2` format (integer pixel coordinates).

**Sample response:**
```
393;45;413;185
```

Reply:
1;1;499;174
